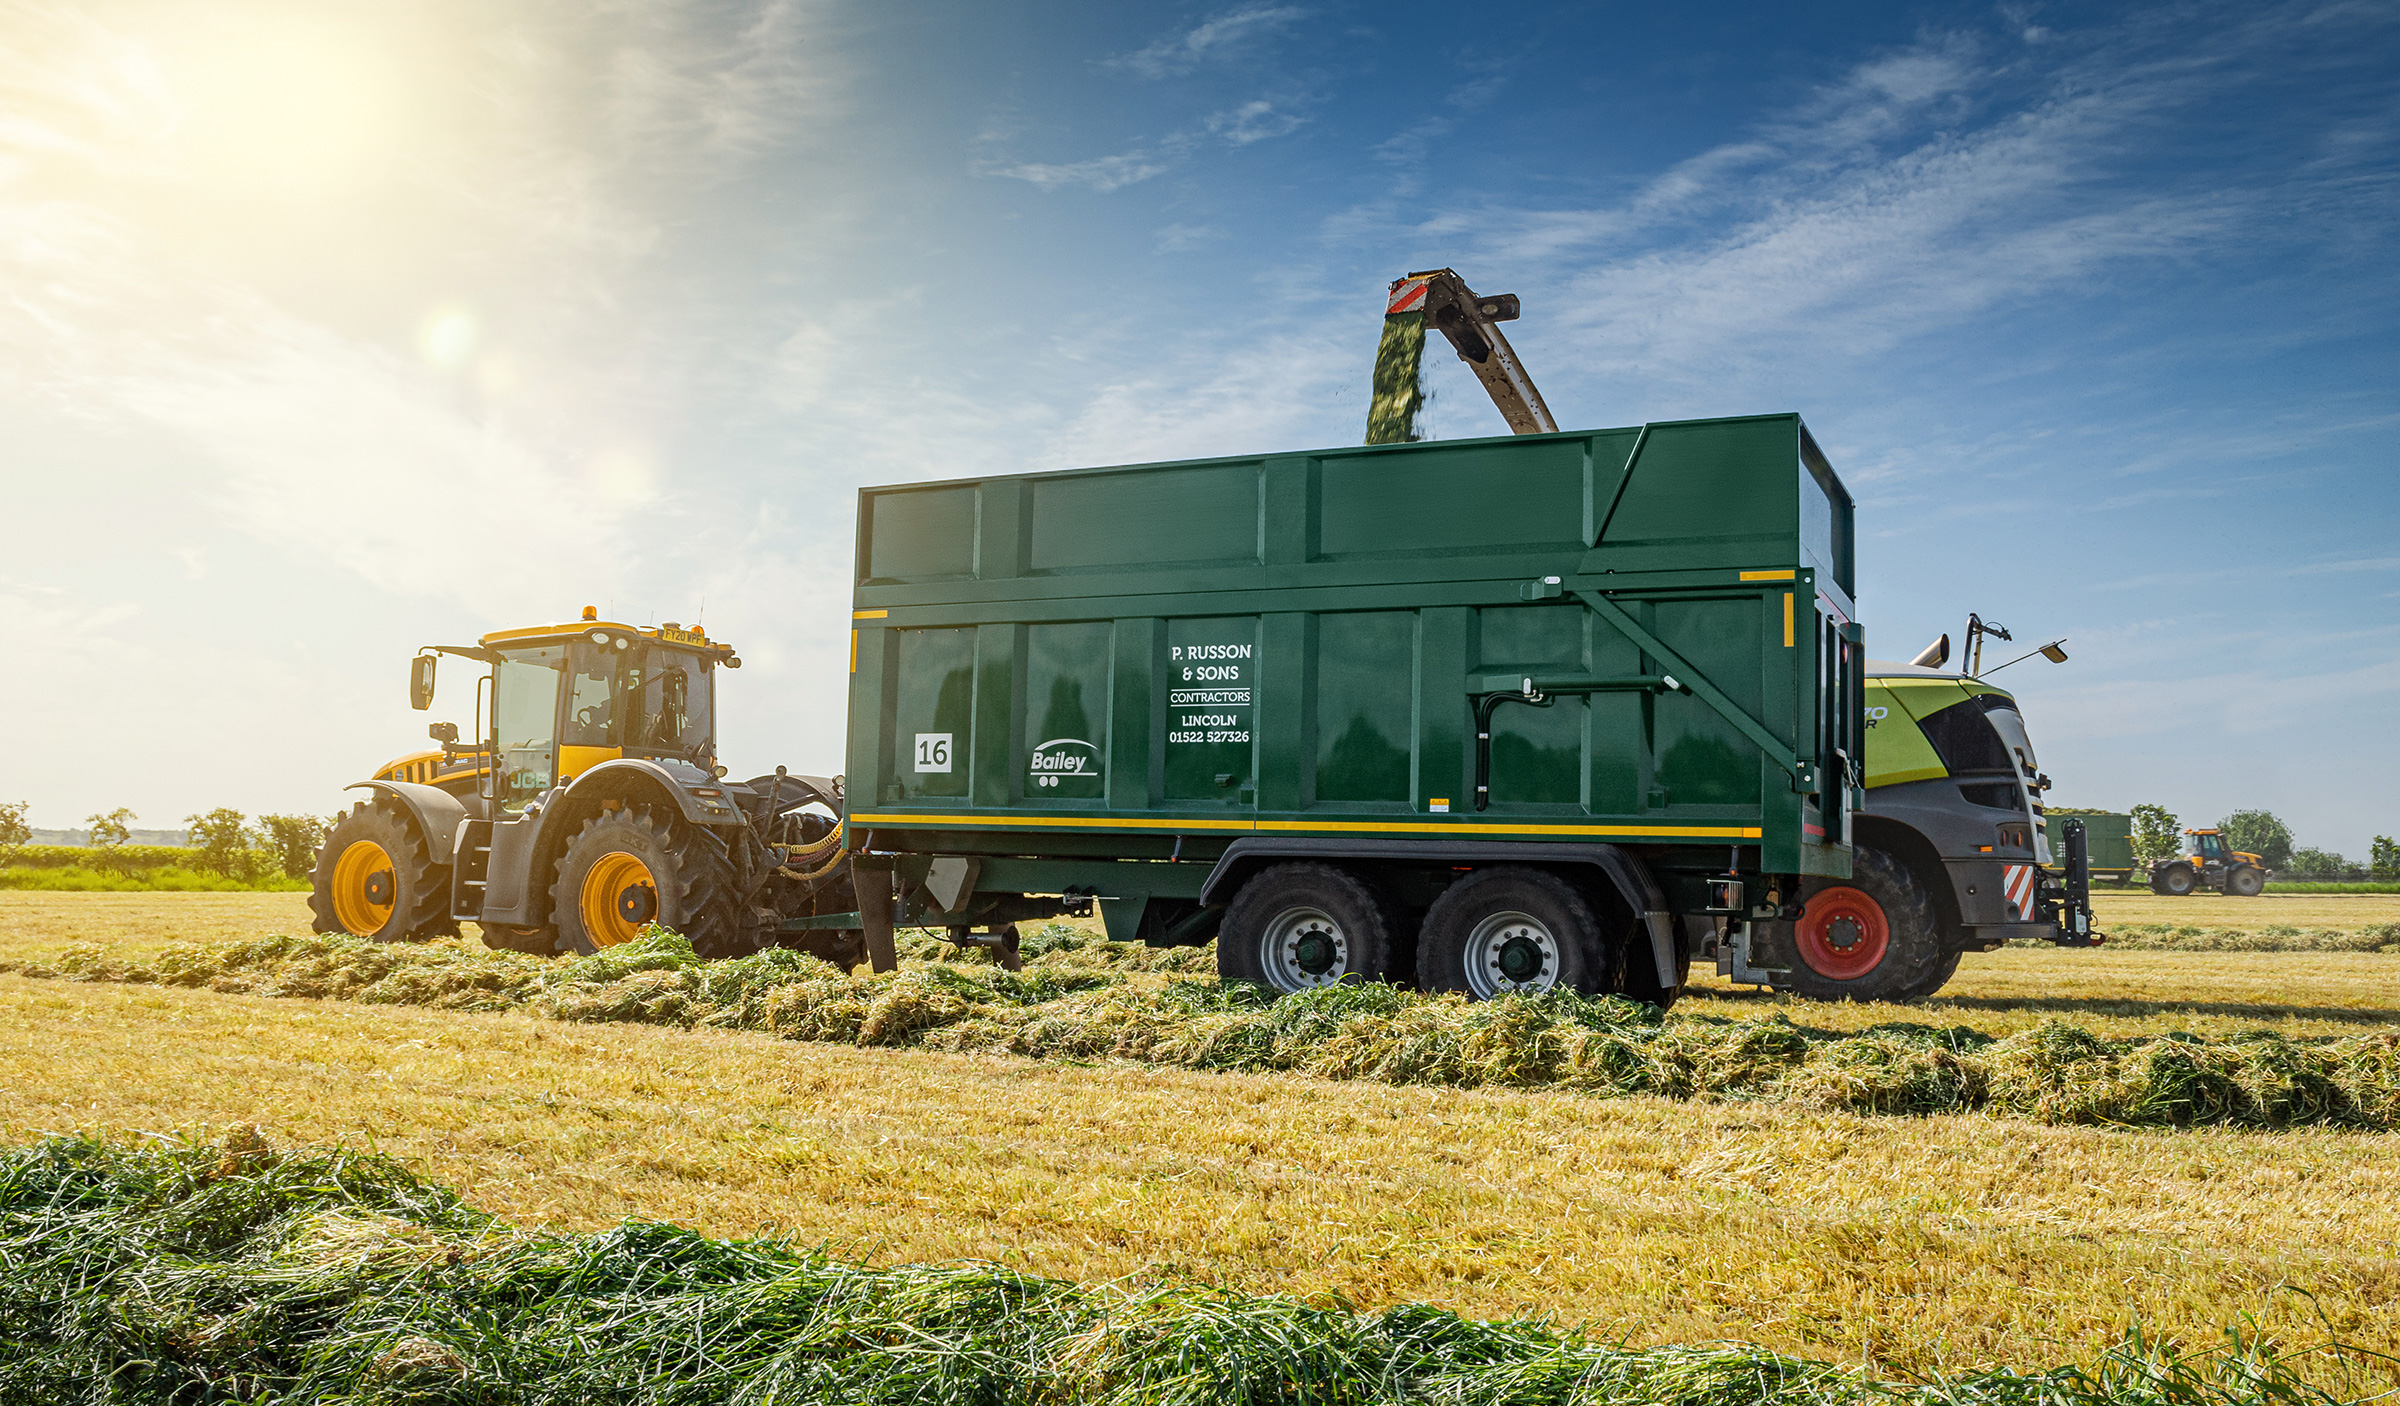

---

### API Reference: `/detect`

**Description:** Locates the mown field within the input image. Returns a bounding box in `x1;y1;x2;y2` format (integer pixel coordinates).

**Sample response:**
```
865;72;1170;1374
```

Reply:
4;890;2400;1383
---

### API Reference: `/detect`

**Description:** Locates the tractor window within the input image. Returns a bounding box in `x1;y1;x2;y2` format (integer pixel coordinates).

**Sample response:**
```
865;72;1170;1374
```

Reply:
563;641;621;746
2197;833;2225;859
493;645;565;812
624;649;714;759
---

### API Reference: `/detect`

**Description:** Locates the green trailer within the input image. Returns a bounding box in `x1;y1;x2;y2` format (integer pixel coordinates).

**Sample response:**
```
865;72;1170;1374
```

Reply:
833;413;1867;1004
2046;810;2134;881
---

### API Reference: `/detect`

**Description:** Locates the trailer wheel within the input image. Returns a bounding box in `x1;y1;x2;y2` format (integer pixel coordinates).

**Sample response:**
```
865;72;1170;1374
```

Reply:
1219;863;1392;994
309;797;451;942
550;806;749;958
1417;867;1596;999
2156;862;2197;897
1760;845;1941;1001
2227;866;2265;897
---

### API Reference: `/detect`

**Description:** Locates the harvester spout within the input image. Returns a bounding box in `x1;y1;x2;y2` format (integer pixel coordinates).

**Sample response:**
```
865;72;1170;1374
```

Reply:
1367;269;1557;444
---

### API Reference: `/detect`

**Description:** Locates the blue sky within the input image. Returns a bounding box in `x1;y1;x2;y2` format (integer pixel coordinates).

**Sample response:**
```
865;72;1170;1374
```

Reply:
4;0;2395;853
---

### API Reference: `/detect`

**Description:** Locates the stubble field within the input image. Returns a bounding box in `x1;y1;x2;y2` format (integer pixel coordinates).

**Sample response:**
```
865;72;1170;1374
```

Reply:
3;889;2399;1380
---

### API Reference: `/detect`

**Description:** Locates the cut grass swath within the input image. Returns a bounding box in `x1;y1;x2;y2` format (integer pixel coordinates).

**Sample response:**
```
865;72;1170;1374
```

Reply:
13;927;2400;1129
1;1130;2389;1404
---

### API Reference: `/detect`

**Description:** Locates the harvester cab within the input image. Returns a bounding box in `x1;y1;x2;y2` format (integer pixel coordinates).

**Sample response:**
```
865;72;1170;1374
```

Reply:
2150;827;2269;897
311;608;869;966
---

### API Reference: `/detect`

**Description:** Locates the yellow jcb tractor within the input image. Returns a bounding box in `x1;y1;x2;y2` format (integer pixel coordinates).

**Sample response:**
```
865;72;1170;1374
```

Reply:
2147;828;2269;897
311;610;891;964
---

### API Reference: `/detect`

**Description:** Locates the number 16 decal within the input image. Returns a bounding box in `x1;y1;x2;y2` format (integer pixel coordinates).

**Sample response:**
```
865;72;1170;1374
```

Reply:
914;733;952;773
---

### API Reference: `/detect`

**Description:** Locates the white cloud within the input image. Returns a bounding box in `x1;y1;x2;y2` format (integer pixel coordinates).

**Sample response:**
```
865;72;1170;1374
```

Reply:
984;149;1172;192
1206;98;1305;146
1105;6;1307;79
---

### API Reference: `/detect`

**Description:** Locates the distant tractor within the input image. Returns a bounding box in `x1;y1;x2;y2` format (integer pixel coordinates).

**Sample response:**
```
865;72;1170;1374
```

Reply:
2149;828;2270;897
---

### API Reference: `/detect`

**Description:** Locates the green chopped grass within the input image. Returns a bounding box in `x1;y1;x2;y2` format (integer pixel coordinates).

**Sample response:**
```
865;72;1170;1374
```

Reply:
2096;923;2400;953
14;927;2400;1130
1;1130;2388;1403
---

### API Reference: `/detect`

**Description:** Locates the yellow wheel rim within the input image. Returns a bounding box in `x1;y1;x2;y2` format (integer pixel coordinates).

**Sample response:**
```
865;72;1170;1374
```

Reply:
580;851;659;947
330;840;397;935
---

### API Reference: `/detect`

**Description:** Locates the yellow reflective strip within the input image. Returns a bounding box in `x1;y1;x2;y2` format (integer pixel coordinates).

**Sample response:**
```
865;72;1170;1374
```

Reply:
1740;569;1795;581
847;812;1763;840
849;630;857;674
852;609;888;619
1783;592;1794;647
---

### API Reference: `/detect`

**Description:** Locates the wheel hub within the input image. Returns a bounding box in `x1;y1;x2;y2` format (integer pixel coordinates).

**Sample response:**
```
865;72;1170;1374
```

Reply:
1495;934;1547;983
616;883;657;925
1464;910;1559;997
1289;926;1338;976
362;870;392;906
1260;905;1348;990
1824;915;1862;952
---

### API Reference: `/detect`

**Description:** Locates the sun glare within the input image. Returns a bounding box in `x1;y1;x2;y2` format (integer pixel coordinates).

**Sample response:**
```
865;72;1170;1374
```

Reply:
417;304;478;370
152;7;408;196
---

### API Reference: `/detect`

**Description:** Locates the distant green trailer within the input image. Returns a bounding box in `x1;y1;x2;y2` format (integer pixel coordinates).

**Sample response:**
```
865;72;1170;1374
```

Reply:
2048;810;2134;880
835;413;1865;1005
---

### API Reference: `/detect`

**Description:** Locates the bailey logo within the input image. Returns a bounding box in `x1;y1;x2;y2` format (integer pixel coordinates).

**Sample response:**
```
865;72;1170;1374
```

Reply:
1027;738;1101;789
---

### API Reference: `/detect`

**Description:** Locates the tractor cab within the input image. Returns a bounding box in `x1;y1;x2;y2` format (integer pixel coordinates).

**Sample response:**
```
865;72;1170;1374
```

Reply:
377;610;739;812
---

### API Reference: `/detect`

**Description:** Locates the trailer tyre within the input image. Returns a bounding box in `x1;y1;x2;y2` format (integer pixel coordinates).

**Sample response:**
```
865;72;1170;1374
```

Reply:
1219;863;1393;994
310;797;452;942
1760;845;1941;1002
551;806;749;959
1417;867;1597;999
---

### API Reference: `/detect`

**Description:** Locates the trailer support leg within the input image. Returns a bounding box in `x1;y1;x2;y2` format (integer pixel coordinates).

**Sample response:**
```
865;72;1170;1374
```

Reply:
857;862;899;973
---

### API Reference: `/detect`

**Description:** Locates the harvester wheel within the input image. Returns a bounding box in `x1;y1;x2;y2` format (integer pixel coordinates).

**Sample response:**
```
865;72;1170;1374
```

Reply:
1758;845;1942;1002
550;806;750;958
2228;865;2266;897
309;798;452;942
1417;866;1597;999
1896;946;1963;1001
1220;863;1393;994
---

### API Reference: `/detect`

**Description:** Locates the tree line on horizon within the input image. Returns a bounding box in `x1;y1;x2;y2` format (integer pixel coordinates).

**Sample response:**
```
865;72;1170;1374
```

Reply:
0;803;331;882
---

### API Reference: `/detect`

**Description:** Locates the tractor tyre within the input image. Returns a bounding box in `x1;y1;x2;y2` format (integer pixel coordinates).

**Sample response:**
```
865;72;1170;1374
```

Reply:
550;806;751;959
1219;863;1394;994
2228;865;2266;897
1895;946;1964;1001
1756;845;1943;1002
2156;862;2198;897
1417;866;1599;999
310;798;452;942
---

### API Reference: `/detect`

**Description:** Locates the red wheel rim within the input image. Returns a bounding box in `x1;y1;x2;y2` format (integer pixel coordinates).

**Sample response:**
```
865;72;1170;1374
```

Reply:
1795;886;1890;981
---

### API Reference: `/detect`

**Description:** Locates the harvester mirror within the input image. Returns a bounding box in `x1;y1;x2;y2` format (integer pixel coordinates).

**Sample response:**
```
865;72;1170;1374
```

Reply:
408;654;438;710
2040;642;2069;664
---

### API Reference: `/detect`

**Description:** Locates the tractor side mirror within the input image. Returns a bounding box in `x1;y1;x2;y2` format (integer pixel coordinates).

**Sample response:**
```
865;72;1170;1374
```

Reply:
409;654;438;710
428;721;458;744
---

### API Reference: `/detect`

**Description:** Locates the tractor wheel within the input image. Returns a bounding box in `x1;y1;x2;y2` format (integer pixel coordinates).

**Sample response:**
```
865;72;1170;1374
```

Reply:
550;806;749;958
310;798;452;942
1757;845;1942;1002
1417;866;1598;999
2228;865;2266;897
2157;862;2197;897
1219;863;1393;994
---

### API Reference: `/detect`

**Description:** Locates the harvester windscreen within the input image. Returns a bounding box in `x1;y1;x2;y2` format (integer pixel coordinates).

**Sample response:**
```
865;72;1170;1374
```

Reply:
493;645;565;811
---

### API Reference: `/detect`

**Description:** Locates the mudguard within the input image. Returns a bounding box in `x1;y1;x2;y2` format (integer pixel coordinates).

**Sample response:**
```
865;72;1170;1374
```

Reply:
343;780;468;861
562;758;744;827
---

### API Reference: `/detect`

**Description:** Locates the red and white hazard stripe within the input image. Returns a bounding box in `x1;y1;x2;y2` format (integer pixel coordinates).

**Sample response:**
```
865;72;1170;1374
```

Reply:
2002;864;2037;921
1386;276;1432;315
